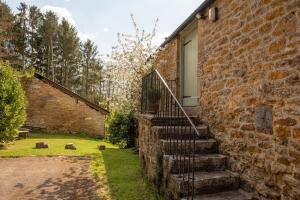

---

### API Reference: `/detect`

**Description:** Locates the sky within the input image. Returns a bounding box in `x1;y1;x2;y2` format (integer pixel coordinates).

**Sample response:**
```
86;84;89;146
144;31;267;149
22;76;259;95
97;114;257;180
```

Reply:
6;0;204;56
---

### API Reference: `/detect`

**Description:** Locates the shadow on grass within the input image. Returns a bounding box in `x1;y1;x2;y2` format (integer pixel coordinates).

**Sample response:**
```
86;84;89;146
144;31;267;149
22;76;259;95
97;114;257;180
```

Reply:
95;148;162;200
28;132;99;141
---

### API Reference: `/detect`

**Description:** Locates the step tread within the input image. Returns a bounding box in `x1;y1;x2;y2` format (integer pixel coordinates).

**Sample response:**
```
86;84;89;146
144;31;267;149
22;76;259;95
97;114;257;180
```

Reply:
152;125;208;130
171;170;239;183
181;189;254;200
161;138;216;143
164;154;226;161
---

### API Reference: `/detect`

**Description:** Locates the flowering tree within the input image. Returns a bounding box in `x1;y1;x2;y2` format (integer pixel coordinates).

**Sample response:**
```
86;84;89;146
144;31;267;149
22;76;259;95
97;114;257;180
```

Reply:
106;14;160;112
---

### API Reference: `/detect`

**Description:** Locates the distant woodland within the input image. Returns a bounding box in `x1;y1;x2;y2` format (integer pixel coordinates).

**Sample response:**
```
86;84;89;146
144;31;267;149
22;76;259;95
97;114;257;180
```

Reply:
0;1;105;104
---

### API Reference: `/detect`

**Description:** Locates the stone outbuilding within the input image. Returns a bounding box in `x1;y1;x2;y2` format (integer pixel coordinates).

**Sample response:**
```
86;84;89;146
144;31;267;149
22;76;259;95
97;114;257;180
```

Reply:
139;0;300;199
22;73;109;137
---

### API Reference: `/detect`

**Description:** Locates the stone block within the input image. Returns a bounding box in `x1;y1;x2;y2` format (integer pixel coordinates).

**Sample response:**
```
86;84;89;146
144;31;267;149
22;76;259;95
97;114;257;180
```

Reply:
65;143;76;150
19;131;29;138
0;143;8;150
255;106;273;134
98;145;106;150
268;71;290;80
36;142;48;149
275;117;297;126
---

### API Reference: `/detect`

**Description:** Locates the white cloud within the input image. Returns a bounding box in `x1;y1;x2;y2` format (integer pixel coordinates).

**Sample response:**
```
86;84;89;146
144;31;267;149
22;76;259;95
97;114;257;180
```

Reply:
41;5;76;26
78;32;97;42
152;32;171;46
103;27;110;32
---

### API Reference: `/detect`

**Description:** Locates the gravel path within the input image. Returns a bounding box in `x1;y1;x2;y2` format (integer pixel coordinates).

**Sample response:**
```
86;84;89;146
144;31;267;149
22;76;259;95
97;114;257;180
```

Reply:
0;156;100;200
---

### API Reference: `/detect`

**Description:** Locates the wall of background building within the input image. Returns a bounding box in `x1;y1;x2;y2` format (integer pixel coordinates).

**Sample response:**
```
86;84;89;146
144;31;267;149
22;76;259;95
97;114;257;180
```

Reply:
22;78;106;136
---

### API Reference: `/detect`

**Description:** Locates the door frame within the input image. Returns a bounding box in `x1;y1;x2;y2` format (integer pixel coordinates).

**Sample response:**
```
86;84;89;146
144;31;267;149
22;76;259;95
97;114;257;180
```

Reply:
179;20;199;107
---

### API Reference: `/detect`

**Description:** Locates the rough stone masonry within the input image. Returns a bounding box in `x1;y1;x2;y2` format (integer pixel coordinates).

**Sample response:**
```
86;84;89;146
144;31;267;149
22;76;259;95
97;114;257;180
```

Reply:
147;0;300;199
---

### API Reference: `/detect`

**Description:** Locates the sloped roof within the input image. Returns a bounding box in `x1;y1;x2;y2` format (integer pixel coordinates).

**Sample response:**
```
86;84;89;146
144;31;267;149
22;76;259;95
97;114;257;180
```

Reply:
34;73;110;115
160;0;214;47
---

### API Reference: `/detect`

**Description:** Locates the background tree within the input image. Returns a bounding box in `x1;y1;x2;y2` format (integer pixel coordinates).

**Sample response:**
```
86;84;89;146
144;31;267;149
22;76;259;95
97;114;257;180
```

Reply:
28;5;43;68
57;18;80;88
0;2;17;66
107;14;159;112
40;11;59;80
81;39;98;97
14;2;29;70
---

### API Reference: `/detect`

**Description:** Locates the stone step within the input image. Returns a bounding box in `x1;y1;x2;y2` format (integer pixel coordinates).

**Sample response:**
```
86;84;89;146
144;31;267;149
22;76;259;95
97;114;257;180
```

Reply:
152;125;209;140
161;139;218;155
181;189;254;200
150;116;201;126
163;154;227;174
169;171;239;198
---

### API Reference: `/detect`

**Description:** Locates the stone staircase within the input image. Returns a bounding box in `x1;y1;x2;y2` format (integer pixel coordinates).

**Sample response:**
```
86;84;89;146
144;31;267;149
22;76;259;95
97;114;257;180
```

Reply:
151;118;254;200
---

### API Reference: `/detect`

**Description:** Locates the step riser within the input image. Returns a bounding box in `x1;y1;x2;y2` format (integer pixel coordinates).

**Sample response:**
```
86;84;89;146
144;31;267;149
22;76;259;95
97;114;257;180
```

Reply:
161;141;218;155
159;133;203;140
176;176;239;197
154;127;208;140
151;117;201;126
181;190;254;200
166;157;227;173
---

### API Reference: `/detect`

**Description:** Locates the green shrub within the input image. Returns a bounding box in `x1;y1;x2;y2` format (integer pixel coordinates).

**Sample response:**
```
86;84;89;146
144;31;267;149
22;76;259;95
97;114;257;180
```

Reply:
105;110;135;148
0;61;27;142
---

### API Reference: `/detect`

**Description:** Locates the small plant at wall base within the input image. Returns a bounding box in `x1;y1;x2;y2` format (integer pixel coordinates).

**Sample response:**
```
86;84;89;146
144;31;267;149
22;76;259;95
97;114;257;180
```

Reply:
0;61;27;144
105;110;135;148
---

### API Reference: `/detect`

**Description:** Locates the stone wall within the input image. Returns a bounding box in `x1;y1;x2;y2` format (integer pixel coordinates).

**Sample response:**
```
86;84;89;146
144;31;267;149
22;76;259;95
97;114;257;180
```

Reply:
156;38;179;81
22;77;106;136
139;116;162;184
198;0;300;199
153;0;300;199
155;38;180;96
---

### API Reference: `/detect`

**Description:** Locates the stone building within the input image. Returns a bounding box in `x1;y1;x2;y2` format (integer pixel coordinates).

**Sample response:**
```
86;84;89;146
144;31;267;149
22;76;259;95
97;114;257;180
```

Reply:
139;0;299;199
22;73;109;136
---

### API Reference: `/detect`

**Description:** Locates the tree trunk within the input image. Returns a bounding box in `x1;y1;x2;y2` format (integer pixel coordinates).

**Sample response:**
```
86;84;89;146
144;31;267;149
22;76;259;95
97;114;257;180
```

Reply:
22;17;26;71
64;60;68;88
47;44;50;77
50;38;54;81
85;60;89;97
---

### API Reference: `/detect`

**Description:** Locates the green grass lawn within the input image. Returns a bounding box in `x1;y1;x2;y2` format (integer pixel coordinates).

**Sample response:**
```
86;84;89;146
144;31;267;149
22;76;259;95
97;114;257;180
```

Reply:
0;133;161;200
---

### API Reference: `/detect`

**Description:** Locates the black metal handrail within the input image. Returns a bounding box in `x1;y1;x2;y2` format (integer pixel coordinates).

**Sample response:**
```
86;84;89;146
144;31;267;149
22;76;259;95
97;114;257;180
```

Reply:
141;69;200;199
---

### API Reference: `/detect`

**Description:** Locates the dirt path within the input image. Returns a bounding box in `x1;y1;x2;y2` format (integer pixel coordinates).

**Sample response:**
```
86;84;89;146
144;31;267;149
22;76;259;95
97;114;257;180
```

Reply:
0;156;100;200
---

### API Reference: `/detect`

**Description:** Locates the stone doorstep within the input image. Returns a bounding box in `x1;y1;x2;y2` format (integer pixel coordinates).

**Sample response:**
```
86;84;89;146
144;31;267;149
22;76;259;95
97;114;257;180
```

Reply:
181;189;254;200
160;139;218;154
152;125;209;139
163;154;227;173
170;170;240;197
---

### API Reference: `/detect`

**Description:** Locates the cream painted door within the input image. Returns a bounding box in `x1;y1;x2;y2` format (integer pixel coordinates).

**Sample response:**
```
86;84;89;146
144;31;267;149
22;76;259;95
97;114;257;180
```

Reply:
182;28;198;106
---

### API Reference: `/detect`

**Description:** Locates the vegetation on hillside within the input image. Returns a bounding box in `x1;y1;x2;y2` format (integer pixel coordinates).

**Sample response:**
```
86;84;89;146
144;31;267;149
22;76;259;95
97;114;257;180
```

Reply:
0;1;105;105
0;61;26;142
